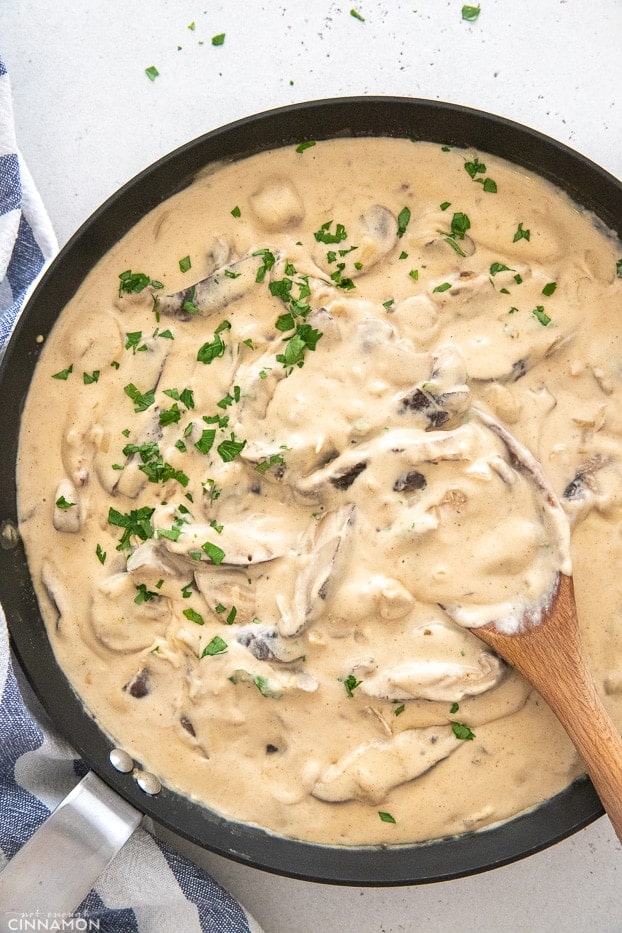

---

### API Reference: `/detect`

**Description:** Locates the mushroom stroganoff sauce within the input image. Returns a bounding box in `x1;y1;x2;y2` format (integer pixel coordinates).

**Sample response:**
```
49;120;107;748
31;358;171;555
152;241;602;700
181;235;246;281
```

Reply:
17;139;622;845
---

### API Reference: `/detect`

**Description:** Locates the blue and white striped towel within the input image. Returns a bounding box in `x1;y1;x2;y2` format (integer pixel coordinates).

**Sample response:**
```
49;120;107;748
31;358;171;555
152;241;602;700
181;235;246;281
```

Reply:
0;56;261;933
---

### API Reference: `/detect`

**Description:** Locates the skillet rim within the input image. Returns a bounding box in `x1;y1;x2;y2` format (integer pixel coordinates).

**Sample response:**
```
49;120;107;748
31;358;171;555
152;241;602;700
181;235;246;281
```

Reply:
1;95;617;885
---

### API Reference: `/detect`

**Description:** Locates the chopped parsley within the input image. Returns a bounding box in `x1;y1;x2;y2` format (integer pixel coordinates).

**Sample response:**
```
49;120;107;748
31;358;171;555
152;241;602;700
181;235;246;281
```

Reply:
276;323;322;369
314;221;348;244
118;270;163;296
55;495;75;510
542;281;557;296
463;155;496;192
433;281;452;293
125;331;148;353
397;206;411;238
231;205;241;217
134;583;158;604
350;8;365;21
197;319;231;364
616;259;622;278
179;255;192;273
532;305;551;326
253;248;276;283
163;386;195;409
394;704;405;716
107;505;155;551
378;811;396;824
452;722;475;741
201;635;228;657
450;211;470;239
490;262;512;276
145;65;159;82
183;607;205;625
342;674;362;697
295;140;316;154
461;4;480;21
201;540;226;564
123;383;156;412
217;433;247;462
513;222;531;243
255;452;286;475
52;365;73;380
450;701;460;714
83;370;100;385
95;544;106;565
211;33;226;46
226;606;237;625
195;428;216;455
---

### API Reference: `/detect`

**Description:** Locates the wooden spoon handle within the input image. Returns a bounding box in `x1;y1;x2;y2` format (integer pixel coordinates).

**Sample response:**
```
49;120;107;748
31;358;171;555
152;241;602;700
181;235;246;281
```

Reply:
475;574;622;843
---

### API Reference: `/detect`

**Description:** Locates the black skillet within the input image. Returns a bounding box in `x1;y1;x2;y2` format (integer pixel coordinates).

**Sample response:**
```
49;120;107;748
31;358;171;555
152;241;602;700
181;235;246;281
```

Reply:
1;98;620;887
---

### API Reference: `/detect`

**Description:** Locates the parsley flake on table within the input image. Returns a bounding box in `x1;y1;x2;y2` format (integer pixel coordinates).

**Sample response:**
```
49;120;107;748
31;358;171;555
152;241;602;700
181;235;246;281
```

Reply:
145;66;159;82
461;5;481;22
350;8;365;21
211;33;226;46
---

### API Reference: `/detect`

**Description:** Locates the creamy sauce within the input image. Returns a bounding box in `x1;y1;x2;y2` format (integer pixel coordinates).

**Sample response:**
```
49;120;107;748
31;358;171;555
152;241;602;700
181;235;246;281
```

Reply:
16;139;622;845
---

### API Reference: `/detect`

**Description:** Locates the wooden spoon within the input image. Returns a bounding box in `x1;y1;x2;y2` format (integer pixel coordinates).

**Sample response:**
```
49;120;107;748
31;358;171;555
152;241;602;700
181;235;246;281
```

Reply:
465;408;622;843
473;571;622;844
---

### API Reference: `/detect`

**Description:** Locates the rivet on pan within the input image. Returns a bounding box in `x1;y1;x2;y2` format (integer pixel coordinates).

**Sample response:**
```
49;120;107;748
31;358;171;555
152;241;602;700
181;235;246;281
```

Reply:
134;770;162;795
109;747;133;773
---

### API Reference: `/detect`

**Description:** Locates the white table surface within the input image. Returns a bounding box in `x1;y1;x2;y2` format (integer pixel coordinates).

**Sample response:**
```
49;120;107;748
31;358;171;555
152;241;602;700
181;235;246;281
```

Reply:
3;1;622;930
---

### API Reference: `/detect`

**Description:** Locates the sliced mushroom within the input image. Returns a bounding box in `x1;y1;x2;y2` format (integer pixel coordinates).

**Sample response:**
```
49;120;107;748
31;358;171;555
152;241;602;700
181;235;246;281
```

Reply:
40;561;70;632
53;479;81;533
194;565;257;622
399;345;470;428
357;651;504;703
89;572;171;653
159;512;300;565
296;425;476;498
311;726;462;804
236;624;305;663
277;504;355;637
249;177;305;231
155;253;273;320
126;540;187;579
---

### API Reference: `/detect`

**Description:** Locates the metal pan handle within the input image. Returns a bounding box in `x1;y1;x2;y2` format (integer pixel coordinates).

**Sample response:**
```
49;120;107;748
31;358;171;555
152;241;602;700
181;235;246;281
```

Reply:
0;770;142;913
